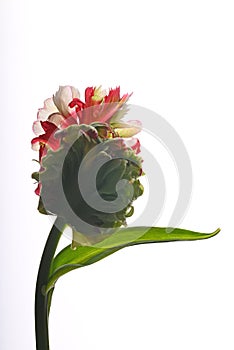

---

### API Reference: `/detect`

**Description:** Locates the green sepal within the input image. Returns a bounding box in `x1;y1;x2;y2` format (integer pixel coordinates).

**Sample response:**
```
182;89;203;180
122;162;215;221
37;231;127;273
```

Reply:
37;197;49;215
32;171;39;182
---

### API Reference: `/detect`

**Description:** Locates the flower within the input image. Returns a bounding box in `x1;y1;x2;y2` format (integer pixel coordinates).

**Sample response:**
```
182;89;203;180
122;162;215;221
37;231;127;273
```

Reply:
68;86;131;125
32;86;141;155
32;86;142;193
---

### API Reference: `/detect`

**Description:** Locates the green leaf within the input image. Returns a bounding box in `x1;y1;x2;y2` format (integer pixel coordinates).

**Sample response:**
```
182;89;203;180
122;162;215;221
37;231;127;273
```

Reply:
46;227;220;293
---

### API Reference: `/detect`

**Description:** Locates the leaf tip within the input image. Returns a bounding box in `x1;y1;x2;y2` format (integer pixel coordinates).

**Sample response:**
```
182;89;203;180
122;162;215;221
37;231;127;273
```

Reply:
213;227;221;236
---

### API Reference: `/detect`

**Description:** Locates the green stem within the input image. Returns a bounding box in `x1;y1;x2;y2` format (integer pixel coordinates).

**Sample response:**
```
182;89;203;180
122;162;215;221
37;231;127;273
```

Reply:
35;218;65;350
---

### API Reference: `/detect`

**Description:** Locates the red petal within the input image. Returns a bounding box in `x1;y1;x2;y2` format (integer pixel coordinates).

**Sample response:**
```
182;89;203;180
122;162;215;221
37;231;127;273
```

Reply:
69;98;85;111
41;121;58;133
31;120;60;156
126;138;141;154
104;87;120;103
85;87;95;105
35;183;41;196
132;139;141;154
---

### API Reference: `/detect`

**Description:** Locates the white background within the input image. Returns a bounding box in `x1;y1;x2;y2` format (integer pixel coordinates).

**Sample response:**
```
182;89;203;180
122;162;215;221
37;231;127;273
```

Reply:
1;0;233;349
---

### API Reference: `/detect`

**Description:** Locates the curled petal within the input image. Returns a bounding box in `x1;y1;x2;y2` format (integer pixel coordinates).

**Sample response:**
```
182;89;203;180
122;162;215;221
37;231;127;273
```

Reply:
31;139;40;151
31;140;47;161
125;137;141;154
40;121;57;133
48;113;65;128
33;114;65;135
31;121;60;151
53;85;80;117
33;120;44;135
69;98;85;111
37;97;58;121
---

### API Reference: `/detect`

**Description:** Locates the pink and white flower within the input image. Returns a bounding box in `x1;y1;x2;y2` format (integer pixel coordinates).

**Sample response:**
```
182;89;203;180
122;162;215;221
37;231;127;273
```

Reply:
31;85;142;195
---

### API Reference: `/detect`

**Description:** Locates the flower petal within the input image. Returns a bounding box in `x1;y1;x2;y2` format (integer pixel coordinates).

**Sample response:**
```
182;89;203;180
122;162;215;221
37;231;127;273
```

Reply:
37;97;58;121
31;139;40;151
31;121;60;151
125;137;141;154
48;113;65;128
111;120;142;137
92;86;106;102
53;85;80;117
104;87;120;103
35;183;41;196
85;87;95;105
33;120;44;135
40;121;58;133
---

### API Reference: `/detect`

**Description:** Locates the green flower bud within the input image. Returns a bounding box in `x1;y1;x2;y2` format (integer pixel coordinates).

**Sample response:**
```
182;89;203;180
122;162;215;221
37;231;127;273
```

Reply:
38;124;144;243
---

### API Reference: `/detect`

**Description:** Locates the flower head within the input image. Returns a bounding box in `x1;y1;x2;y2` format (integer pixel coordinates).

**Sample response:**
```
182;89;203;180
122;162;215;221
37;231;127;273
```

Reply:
32;85;144;242
32;86;141;162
